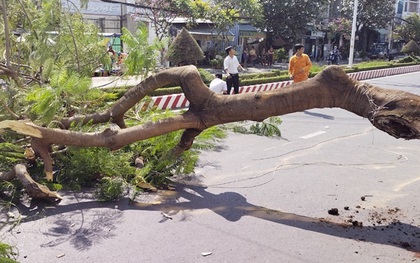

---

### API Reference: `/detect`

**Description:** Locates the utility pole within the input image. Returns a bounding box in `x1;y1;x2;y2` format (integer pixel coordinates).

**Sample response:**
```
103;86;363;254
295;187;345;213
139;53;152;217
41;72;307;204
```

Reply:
1;0;11;67
348;0;358;68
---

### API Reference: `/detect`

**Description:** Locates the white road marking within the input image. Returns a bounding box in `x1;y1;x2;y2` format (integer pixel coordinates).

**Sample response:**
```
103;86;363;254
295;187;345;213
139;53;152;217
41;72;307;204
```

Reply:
299;130;326;139
394;176;420;192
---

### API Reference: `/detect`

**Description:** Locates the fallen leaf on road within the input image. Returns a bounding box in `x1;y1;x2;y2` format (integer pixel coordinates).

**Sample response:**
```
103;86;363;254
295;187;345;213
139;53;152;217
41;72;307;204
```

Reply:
161;212;173;220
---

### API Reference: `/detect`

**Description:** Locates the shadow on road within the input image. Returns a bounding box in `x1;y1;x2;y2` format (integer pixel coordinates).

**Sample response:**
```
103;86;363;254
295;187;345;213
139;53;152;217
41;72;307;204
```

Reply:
303;110;335;120
9;184;420;255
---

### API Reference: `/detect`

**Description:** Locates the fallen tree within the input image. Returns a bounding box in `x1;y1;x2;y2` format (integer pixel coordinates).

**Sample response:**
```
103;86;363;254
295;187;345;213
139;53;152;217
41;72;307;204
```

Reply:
1;65;420;201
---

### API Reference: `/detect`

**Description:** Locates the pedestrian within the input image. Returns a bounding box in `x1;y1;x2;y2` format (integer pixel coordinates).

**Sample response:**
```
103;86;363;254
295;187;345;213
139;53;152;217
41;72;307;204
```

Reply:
249;46;257;67
224;46;246;94
242;47;248;68
104;46;116;76
209;73;228;94
288;43;312;83
267;46;274;67
261;47;267;67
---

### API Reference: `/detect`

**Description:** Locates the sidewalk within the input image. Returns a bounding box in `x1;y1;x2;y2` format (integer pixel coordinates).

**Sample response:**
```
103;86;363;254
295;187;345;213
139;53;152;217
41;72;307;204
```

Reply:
91;75;144;89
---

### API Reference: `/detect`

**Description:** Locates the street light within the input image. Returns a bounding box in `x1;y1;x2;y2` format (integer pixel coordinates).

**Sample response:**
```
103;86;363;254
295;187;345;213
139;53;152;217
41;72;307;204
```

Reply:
348;0;358;68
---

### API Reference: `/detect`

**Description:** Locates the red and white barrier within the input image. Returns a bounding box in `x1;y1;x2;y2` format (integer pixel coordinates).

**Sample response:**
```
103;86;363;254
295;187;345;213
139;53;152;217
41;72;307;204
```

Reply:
140;65;420;110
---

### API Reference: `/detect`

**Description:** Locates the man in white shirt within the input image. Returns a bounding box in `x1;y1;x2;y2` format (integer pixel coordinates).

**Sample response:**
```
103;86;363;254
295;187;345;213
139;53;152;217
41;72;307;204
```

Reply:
223;46;246;94
209;73;228;94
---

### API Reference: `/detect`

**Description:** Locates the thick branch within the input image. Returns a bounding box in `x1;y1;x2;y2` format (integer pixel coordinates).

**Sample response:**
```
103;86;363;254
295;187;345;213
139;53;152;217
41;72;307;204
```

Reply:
60;66;193;128
0;164;62;201
0;64;22;86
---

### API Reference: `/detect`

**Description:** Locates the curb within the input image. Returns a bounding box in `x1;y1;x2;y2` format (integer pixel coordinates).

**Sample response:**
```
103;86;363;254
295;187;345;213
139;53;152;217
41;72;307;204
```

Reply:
141;65;420;110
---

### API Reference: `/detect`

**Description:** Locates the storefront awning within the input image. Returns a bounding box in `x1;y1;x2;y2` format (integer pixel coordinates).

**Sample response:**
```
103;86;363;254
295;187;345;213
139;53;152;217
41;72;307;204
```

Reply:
240;31;265;38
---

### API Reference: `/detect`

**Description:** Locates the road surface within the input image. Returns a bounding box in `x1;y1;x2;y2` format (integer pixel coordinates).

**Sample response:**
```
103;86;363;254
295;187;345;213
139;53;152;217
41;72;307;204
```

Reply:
1;72;420;263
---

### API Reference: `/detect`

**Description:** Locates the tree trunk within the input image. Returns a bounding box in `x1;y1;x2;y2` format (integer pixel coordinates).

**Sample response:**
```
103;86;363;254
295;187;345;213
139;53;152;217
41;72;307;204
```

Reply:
1;65;420;200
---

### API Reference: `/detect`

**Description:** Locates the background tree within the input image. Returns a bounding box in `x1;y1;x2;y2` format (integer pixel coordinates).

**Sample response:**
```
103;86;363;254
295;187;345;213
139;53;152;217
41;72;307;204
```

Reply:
340;0;395;51
328;17;352;40
128;0;261;65
256;0;328;49
394;13;420;43
165;28;204;65
204;0;262;43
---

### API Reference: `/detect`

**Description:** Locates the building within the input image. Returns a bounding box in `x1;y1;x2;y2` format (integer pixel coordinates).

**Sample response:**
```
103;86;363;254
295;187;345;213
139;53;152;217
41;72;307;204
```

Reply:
62;0;130;52
396;0;420;18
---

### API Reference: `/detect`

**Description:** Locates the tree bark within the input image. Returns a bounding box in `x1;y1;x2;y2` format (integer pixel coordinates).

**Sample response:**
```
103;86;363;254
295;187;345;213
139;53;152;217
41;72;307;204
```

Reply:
1;65;420;199
0;164;62;201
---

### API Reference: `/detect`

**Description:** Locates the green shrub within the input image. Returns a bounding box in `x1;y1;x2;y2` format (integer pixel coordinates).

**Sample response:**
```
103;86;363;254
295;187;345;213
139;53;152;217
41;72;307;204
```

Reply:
166;28;204;65
152;87;183;96
95;177;126;201
55;147;136;189
210;58;223;69
397;55;417;63
198;68;215;85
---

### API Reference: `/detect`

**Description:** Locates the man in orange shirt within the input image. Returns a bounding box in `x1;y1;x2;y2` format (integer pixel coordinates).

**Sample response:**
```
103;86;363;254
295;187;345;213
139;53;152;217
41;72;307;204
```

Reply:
288;43;312;83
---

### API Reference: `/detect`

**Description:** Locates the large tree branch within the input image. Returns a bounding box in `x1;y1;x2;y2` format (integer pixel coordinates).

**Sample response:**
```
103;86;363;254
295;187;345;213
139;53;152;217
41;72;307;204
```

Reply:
1;65;420;187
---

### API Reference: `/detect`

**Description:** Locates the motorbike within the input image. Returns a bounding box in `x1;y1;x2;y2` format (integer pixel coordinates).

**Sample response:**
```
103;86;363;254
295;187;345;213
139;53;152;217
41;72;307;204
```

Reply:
327;51;340;65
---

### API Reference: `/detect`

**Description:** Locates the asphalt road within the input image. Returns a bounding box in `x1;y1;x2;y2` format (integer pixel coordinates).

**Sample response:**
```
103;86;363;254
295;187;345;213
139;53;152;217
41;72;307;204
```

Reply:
1;72;420;263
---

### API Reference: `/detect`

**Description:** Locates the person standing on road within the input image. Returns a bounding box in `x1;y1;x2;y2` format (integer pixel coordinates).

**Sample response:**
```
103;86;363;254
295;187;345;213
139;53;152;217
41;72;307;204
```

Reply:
288;43;312;83
224;46;246;94
267;46;274;67
249;46;257;67
242;47;248;69
209;73;228;94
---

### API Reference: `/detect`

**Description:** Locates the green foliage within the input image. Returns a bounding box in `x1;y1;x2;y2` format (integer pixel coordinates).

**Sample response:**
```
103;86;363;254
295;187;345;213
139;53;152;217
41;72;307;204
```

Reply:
257;0;328;45
126;110;226;187
192;125;227;150
210;58;223;69
0;143;25;169
55;147;136;188
95;177;126;201
394;13;420;43
275;48;287;61
24;0;106;78
249;117;282;137
26;70;98;124
328;17;352;35
397;55;420;63
166;28;204;65
227;117;282;137
121;25;160;76
340;0;395;33
207;0;263;32
198;68;215;85
0;242;18;263
150;87;183;96
1;0;109;127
